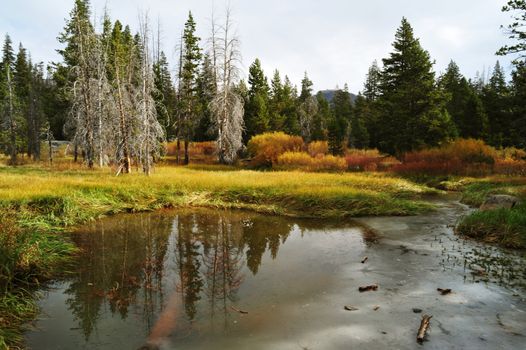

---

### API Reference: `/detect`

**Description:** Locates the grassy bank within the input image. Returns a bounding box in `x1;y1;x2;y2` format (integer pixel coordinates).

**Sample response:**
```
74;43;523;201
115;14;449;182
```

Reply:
0;165;437;348
455;178;526;249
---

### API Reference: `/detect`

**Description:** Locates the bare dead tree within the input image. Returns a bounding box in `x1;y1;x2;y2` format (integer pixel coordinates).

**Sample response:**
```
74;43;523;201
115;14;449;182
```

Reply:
70;9;113;169
135;13;164;175
95;30;114;168
209;6;244;164
299;96;318;143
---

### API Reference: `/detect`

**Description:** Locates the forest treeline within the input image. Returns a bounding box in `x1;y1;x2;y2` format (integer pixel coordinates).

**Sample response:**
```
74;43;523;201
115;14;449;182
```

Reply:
0;0;525;170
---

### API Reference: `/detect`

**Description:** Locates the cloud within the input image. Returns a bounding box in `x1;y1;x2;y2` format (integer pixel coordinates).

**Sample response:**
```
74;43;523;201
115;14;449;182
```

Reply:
0;0;515;92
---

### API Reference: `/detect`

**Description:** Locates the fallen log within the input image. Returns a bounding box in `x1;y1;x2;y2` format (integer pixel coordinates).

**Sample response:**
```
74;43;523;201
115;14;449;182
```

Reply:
359;284;378;292
437;288;452;295
361;256;368;264
416;314;432;343
344;305;359;311
230;305;249;314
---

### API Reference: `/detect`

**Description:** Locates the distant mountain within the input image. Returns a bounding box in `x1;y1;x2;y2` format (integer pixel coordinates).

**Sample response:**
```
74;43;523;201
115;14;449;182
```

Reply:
318;90;358;104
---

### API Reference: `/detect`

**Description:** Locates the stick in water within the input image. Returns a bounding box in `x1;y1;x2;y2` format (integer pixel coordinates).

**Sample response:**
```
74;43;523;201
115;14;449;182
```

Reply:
230;305;249;314
416;314;432;344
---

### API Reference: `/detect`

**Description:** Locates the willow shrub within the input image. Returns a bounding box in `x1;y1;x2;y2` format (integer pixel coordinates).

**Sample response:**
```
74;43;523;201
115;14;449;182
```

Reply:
276;152;347;172
247;132;304;167
393;139;504;176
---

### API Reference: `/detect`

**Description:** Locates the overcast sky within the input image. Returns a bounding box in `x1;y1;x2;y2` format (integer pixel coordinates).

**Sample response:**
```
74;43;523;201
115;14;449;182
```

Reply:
0;0;516;92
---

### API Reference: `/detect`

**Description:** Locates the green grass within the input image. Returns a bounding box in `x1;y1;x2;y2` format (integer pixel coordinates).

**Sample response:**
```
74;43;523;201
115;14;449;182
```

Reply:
0;164;438;348
455;177;526;249
456;202;526;249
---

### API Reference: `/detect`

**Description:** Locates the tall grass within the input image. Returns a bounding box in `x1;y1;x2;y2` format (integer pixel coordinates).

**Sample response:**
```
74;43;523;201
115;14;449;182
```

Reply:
456;178;526;249
456;203;526;249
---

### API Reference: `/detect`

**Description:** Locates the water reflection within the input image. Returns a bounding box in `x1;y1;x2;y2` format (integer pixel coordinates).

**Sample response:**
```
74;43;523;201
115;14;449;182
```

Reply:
62;209;343;345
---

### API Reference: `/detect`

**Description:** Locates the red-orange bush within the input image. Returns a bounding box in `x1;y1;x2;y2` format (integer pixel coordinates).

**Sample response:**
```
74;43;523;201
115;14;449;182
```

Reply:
393;139;499;176
247;132;304;167
495;159;526;176
344;149;395;171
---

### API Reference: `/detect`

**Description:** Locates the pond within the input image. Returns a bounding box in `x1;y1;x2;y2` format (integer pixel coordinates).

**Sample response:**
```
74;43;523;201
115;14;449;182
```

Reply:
25;202;526;350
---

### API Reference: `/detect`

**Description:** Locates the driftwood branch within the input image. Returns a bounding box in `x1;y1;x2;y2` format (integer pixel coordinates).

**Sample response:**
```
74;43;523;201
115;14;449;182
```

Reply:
416;314;432;343
358;284;378;292
230;305;248;314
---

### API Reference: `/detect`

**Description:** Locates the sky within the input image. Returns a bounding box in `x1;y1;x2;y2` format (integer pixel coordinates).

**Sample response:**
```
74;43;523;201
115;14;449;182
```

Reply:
0;0;517;92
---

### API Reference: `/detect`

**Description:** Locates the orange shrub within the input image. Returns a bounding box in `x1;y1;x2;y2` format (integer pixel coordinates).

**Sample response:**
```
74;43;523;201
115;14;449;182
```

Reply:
164;141;217;164
247;132;304;167
495;159;526;176
276;152;347;172
165;141;178;156
393;139;499;176
498;147;526;161
307;141;329;157
344;148;390;171
189;141;216;156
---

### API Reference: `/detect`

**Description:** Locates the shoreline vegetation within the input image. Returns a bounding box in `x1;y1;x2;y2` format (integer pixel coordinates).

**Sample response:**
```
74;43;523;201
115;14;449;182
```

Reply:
456;179;526;249
0;164;437;347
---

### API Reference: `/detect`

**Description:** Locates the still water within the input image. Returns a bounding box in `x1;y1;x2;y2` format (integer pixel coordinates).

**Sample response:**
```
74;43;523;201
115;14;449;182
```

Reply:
26;203;526;350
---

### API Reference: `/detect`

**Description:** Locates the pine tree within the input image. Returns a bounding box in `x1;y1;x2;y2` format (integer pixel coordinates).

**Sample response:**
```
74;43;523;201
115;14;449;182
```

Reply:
497;2;526;148
328;87;351;155
497;0;526;62
194;54;217;141
350;94;370;149
269;69;284;131
483;61;512;147
510;64;526;148
299;71;313;102
27;63;47;161
363;60;381;101
281;76;300;136
378;18;455;156
439;61;487;139
153;51;176;140
311;92;330;141
245;58;270;142
0;34;19;164
14;44;33;157
179;12;202;164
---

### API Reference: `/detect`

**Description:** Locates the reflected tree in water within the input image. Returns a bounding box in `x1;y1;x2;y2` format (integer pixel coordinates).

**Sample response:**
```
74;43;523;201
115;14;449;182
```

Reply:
65;214;172;340
174;214;204;321
60;209;339;343
242;216;293;274
201;214;245;328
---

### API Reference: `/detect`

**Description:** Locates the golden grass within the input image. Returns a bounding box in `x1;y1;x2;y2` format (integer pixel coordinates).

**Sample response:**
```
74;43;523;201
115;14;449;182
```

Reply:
0;165;434;205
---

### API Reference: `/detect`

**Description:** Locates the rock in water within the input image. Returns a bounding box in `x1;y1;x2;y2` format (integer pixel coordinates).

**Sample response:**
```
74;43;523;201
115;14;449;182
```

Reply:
480;195;520;211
